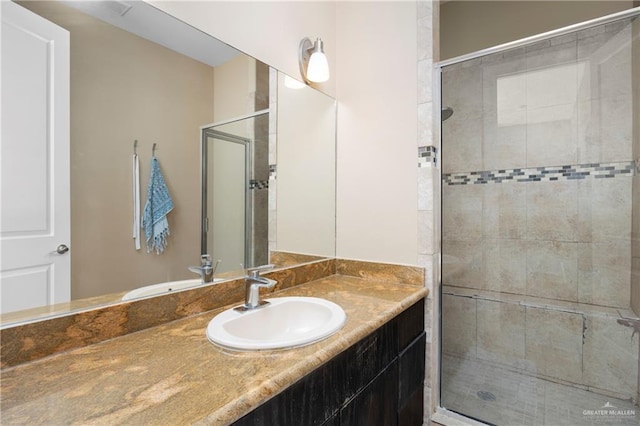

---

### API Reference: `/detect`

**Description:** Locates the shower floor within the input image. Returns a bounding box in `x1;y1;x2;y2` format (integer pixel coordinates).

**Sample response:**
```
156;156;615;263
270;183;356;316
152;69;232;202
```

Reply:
441;354;638;426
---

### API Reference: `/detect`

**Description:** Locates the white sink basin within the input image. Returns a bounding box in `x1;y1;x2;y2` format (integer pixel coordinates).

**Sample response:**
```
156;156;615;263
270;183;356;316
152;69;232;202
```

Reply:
122;278;225;301
206;297;346;351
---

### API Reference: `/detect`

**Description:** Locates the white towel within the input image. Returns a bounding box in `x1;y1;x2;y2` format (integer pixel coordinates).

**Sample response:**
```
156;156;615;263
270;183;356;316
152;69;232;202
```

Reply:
132;153;141;250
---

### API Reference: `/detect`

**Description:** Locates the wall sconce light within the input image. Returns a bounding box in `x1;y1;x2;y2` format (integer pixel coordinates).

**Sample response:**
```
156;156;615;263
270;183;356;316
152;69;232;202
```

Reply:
299;37;330;84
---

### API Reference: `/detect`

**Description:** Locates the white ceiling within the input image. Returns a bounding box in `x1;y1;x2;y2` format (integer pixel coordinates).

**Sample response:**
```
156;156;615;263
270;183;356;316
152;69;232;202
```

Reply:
63;0;241;68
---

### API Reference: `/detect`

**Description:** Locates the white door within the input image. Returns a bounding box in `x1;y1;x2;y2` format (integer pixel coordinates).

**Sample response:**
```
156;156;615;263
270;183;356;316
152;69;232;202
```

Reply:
0;1;70;314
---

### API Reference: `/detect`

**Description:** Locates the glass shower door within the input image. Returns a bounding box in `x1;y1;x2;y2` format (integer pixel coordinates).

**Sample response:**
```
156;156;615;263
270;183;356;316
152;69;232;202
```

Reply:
440;14;639;426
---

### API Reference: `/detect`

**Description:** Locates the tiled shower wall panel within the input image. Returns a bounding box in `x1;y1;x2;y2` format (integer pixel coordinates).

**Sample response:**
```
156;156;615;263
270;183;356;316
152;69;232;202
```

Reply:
252;69;270;267
416;0;439;422
442;176;632;308
442;21;633;175
268;68;277;255
441;292;640;400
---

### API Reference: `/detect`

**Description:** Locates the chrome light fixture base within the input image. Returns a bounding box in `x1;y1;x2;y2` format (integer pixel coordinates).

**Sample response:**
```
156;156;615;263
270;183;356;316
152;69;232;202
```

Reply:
298;37;314;84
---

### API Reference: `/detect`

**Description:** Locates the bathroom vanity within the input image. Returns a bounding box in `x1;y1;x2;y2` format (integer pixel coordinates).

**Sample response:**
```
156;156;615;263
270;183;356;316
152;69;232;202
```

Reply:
232;297;425;425
0;262;426;425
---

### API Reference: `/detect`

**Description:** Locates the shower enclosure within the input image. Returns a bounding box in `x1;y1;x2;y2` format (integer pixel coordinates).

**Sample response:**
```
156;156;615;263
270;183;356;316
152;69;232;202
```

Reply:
201;112;270;274
439;9;639;426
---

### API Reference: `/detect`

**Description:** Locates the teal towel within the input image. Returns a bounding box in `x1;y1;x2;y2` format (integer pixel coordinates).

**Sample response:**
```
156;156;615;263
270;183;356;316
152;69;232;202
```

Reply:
142;156;174;254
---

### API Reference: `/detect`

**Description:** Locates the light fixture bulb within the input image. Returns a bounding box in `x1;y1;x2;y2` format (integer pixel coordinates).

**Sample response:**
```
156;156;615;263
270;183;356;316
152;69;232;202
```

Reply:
307;51;330;83
299;37;330;84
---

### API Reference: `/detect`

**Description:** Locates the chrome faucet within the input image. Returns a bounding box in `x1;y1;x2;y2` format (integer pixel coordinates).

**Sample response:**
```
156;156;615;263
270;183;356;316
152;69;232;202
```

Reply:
235;264;276;312
188;254;221;283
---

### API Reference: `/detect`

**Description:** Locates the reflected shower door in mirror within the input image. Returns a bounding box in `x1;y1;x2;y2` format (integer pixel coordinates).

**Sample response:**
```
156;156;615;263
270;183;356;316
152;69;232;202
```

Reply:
202;112;270;274
200;70;338;273
0;0;336;326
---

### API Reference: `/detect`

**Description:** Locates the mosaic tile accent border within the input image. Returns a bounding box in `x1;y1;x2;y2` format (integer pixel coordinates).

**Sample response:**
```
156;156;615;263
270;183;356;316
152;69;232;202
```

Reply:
249;179;269;190
419;145;437;168
444;161;635;185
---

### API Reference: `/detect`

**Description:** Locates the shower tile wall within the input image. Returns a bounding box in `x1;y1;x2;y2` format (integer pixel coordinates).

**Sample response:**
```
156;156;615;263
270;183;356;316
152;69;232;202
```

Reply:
251;63;270;268
442;19;640;403
268;68;277;256
416;0;439;421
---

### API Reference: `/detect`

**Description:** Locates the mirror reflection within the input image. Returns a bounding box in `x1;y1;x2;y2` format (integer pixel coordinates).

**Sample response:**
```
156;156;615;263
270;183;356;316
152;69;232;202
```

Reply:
0;0;336;325
202;112;270;274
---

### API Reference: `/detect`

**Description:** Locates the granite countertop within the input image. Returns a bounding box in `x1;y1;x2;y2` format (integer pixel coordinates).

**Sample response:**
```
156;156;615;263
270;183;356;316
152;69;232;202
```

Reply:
0;253;327;327
0;275;426;425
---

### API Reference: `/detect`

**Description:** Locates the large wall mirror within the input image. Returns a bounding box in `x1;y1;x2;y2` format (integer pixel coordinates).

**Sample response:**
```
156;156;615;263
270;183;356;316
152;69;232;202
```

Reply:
0;0;336;325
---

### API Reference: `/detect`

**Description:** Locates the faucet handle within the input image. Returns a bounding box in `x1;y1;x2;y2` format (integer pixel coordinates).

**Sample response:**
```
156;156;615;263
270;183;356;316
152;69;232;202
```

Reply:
200;254;212;266
247;264;275;277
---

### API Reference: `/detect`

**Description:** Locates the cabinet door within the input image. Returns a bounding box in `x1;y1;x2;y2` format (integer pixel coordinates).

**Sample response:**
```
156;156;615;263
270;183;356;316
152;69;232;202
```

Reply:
399;333;426;425
232;354;343;426
340;362;398;426
321;414;340;426
343;321;397;400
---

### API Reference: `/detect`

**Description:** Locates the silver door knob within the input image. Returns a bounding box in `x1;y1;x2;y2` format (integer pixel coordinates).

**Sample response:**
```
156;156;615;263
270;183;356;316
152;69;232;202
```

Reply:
55;244;69;254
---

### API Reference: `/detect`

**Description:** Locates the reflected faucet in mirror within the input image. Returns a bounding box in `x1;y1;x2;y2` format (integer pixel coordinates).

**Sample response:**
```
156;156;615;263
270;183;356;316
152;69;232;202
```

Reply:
188;255;221;283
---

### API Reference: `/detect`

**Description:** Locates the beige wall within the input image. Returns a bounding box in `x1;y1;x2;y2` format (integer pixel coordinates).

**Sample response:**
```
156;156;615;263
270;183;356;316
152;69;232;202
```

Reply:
212;55;256;123
71;13;212;299
441;0;633;59
21;2;213;299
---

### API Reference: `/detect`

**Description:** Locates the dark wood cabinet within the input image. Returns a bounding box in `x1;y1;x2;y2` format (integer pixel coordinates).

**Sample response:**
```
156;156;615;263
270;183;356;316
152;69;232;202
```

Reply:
339;361;399;426
232;298;426;426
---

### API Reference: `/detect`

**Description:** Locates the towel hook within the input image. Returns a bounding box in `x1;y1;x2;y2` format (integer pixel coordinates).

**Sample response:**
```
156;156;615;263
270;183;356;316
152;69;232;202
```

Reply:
133;139;138;155
152;142;157;156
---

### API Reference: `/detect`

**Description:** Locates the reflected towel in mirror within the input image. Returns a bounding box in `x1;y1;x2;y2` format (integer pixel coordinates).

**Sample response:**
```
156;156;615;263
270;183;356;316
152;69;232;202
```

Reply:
142;156;174;254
